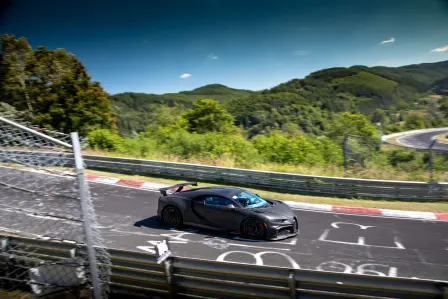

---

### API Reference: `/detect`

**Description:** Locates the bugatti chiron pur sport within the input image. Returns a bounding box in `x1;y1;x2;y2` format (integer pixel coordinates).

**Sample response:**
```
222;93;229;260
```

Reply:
157;182;298;241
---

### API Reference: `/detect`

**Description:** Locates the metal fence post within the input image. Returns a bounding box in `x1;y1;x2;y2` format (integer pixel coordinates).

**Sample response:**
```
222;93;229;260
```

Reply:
428;139;437;182
71;132;102;299
343;134;349;173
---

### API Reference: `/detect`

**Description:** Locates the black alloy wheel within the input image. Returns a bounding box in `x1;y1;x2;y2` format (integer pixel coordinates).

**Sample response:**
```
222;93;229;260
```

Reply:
242;218;265;239
162;206;183;228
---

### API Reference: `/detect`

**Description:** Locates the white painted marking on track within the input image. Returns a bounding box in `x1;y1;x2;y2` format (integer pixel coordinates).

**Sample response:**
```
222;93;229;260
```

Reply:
291;208;446;222
331;222;375;230
23;213;62;220
217;251;300;269
232;236;297;245
318;228;405;249
136;246;156;254
109;229;160;237
227;243;290;251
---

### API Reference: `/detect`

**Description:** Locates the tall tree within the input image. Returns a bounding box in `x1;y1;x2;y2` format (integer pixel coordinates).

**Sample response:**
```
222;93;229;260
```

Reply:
31;47;115;135
0;34;116;136
182;99;236;134
0;34;34;114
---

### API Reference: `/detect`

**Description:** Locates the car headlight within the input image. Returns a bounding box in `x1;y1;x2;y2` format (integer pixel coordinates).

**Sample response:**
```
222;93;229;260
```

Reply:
271;219;287;223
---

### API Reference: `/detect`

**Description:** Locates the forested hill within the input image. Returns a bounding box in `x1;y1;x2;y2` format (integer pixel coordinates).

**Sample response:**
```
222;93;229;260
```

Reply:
111;60;448;136
110;84;253;135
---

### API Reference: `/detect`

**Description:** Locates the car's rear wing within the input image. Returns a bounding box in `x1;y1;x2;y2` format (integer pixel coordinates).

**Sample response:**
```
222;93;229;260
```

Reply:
159;182;198;196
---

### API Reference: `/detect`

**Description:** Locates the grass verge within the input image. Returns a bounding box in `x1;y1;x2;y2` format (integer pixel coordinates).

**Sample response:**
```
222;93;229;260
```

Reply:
435;134;448;144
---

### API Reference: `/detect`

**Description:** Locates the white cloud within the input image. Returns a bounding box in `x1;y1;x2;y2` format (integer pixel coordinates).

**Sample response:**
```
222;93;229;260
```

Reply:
380;37;395;44
180;73;191;79
431;45;448;52
293;50;308;56
207;53;219;60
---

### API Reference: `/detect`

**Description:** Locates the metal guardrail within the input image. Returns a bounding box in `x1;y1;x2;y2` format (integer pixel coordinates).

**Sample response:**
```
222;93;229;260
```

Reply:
1;235;447;299
1;150;447;201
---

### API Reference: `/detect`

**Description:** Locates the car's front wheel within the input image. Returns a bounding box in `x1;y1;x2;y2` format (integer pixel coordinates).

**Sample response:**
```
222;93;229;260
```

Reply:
242;218;265;240
161;206;183;228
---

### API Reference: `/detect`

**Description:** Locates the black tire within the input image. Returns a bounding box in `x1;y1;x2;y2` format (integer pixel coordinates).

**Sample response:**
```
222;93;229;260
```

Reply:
161;206;183;228
241;218;265;240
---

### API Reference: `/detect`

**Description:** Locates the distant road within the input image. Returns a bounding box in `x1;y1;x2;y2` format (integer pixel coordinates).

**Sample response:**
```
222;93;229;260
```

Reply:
396;129;448;152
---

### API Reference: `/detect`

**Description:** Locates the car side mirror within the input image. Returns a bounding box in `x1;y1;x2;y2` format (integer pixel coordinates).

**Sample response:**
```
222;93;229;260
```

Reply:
225;204;235;210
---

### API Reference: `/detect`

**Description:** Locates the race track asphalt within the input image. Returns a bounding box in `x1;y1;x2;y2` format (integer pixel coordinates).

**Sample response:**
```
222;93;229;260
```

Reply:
1;167;447;281
397;129;448;151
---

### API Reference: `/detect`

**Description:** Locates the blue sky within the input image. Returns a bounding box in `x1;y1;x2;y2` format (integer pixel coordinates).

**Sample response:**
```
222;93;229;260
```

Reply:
1;0;448;94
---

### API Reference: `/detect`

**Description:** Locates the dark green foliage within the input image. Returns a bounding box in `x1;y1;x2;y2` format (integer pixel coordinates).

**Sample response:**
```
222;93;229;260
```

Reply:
109;60;448;138
110;85;252;135
0;34;115;136
388;149;416;166
432;76;448;95
182;99;236;134
252;132;343;166
88;129;123;151
227;92;329;137
180;84;252;96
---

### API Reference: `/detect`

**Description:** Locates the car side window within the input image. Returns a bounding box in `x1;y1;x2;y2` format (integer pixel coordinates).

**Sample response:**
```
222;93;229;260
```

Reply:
204;196;232;207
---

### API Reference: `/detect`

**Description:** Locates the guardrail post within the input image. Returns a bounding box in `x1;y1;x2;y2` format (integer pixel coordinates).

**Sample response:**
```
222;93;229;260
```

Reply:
288;270;296;299
163;257;175;299
443;286;448;299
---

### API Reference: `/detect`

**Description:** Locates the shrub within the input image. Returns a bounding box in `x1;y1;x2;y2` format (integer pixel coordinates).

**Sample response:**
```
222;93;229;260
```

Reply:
87;129;123;151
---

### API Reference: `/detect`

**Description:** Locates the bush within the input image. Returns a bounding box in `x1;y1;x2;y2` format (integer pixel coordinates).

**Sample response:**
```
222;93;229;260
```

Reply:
252;132;327;166
158;129;261;167
119;137;158;157
388;149;416;166
87;129;123;151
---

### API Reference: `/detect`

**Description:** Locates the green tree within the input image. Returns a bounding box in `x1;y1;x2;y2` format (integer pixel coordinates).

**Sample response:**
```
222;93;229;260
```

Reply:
371;108;389;127
328;112;378;141
426;101;445;126
0;35;116;136
182;99;236;134
405;111;426;129
0;34;35;114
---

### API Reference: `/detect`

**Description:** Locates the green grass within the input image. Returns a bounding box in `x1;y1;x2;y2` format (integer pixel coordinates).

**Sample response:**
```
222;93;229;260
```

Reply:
435;134;448;144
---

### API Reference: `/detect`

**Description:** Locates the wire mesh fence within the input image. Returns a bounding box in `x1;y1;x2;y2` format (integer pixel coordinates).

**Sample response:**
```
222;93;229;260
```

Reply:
0;116;110;298
344;133;448;182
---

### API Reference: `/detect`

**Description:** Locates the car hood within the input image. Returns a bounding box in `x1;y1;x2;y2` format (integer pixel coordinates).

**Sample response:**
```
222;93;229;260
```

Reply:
250;200;296;219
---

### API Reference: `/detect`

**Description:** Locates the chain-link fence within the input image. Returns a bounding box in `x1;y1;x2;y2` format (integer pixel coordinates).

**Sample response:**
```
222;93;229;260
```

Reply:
0;116;110;298
343;133;448;182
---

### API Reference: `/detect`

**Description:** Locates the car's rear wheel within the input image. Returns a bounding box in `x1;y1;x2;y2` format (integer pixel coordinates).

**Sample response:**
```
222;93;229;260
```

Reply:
242;218;265;240
162;206;183;228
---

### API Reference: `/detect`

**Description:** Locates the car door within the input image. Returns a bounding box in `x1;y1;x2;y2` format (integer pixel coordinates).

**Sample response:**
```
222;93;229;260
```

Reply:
192;195;239;230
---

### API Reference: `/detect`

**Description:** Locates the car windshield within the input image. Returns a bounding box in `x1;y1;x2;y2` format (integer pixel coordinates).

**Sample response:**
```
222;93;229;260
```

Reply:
233;191;268;209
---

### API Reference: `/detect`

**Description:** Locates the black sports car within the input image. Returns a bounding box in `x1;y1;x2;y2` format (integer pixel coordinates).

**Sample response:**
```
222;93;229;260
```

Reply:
157;182;298;240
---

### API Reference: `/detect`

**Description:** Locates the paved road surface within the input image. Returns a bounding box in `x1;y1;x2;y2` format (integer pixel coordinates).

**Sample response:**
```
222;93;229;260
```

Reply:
397;129;448;151
1;168;447;281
